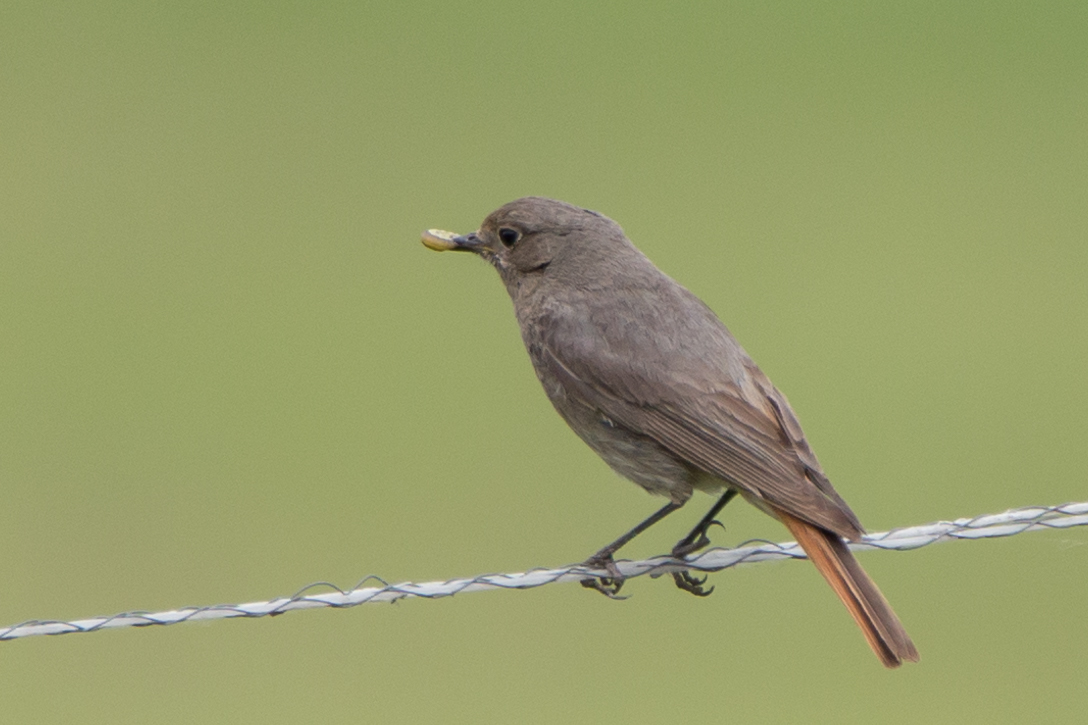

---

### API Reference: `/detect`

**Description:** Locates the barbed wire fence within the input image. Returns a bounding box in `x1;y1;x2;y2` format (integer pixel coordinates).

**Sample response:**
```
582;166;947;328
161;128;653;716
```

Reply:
2;502;1085;642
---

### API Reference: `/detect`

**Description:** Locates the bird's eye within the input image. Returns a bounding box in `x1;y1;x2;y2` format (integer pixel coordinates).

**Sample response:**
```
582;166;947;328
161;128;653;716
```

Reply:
498;227;520;248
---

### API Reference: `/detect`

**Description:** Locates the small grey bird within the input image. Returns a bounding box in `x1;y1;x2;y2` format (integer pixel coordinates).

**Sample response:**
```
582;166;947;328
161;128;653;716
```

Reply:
422;197;918;668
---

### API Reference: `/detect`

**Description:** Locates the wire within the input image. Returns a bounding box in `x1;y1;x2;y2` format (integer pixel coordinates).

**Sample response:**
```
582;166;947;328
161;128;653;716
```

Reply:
2;502;1085;642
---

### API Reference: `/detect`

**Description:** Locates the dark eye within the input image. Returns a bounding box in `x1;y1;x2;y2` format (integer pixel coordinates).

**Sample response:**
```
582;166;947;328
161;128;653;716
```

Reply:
498;227;520;248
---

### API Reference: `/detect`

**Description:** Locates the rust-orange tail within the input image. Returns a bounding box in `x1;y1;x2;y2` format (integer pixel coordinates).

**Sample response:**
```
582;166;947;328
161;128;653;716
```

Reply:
777;510;919;668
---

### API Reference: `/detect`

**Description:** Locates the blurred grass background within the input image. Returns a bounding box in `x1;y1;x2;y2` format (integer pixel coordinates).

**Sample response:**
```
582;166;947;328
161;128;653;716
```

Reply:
2;2;1086;722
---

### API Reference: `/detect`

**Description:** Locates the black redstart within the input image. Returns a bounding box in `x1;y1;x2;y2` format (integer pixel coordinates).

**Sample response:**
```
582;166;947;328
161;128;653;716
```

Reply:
422;197;918;667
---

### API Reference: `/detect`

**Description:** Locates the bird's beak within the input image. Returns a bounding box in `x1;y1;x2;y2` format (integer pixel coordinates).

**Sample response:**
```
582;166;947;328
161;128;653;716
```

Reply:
421;229;484;252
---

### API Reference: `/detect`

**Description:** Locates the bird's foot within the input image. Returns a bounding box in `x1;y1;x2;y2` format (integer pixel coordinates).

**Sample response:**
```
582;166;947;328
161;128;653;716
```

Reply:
671;570;714;597
672;519;725;558
669;519;725;597
579;555;628;599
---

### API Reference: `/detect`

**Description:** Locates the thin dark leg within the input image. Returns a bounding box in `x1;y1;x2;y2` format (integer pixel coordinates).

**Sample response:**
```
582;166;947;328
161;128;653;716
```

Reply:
589;500;684;562
580;500;683;598
671;489;738;596
673;489;738;557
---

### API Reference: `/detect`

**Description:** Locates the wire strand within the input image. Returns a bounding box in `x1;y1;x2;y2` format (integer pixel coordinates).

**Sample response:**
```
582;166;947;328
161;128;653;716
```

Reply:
2;502;1085;642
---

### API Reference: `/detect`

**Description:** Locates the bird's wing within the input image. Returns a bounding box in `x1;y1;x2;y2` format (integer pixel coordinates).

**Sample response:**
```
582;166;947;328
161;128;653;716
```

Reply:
535;309;864;539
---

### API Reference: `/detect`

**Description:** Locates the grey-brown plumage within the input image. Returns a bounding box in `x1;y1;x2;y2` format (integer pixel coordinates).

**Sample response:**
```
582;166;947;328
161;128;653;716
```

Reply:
422;197;918;667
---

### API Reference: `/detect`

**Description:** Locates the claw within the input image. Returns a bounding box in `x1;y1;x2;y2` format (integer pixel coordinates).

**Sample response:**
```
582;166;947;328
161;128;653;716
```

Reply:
580;556;629;599
671;536;716;596
666;490;736;597
671;532;711;559
672;570;715;597
580;576;628;599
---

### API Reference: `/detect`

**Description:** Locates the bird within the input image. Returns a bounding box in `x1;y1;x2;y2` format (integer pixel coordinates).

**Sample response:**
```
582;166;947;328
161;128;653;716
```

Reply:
422;196;918;667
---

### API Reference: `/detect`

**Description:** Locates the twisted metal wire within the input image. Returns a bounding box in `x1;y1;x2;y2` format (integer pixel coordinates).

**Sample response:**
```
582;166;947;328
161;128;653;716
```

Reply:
2;502;1085;642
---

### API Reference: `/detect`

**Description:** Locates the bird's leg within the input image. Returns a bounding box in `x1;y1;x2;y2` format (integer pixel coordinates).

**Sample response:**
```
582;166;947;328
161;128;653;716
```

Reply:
670;489;738;596
581;501;683;598
672;489;738;557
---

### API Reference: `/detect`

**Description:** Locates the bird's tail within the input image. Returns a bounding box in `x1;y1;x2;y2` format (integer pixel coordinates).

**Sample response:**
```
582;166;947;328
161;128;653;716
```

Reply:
777;510;919;668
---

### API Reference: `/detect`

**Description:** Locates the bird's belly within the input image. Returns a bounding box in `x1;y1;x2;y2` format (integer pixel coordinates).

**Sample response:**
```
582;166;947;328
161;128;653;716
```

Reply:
555;402;703;504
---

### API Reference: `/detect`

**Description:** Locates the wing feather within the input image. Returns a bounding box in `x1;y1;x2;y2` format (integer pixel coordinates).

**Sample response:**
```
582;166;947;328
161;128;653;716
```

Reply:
536;310;864;539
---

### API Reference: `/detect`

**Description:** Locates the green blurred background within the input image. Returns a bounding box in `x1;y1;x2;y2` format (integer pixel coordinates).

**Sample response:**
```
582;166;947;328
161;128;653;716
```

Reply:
2;2;1086;722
